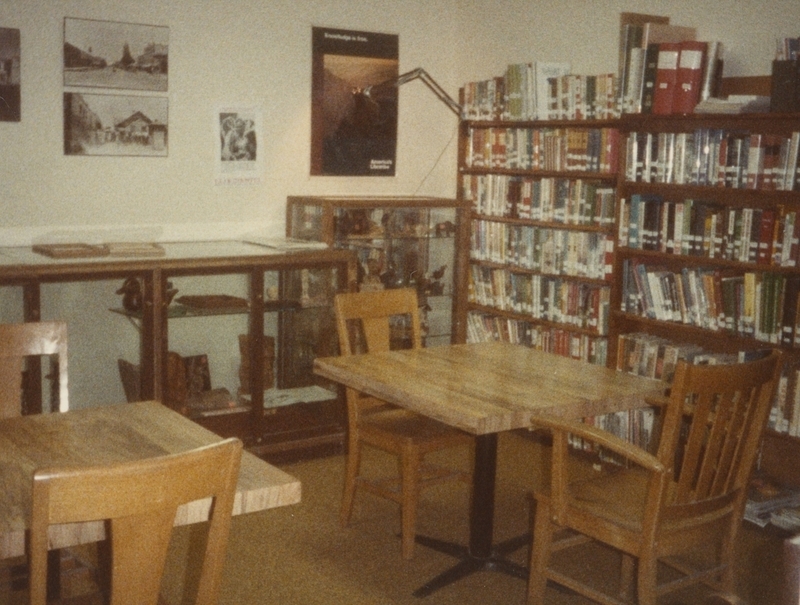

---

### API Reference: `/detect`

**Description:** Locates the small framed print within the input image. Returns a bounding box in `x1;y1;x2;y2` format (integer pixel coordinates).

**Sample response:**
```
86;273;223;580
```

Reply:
64;92;168;156
0;27;21;121
64;17;168;92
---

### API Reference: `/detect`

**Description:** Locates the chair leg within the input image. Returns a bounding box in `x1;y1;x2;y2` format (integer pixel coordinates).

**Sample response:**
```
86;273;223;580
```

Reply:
717;521;739;593
619;552;635;602
636;552;658;605
400;449;420;560
527;498;553;605
340;438;361;528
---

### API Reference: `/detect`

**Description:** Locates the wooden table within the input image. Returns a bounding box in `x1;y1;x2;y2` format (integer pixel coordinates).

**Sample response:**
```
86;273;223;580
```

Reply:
0;400;301;559
314;341;665;597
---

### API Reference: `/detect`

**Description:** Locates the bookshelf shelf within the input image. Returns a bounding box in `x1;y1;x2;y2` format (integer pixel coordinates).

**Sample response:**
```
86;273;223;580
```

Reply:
616;245;800;275
472;213;614;234
470;258;611;284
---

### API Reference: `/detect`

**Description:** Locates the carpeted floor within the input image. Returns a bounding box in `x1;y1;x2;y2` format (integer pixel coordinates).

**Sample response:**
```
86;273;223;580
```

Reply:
0;430;782;604
156;430;785;605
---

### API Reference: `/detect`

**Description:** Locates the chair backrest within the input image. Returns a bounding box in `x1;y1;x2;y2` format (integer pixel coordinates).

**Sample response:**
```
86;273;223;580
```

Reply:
29;437;243;605
0;321;68;418
334;288;422;356
656;350;782;510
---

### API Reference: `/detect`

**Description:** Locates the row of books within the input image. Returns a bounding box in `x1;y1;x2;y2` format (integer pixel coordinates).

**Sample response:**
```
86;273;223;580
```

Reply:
620;259;800;346
570;407;657;461
468;265;611;335
471;219;614;280
465;127;620;174
618;195;800;268
461;174;615;226
465;311;608;365
624;130;800;191
616;332;706;382
461;62;621;122
776;37;800;61
615;330;800;439
617;18;721;116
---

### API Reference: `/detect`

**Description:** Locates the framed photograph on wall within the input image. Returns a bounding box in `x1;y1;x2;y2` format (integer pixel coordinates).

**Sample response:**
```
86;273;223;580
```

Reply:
64;17;168;92
64;92;168;156
310;26;399;176
0;27;21;122
214;106;263;186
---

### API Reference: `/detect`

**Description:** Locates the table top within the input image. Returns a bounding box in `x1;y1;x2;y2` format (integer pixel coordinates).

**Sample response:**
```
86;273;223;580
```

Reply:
314;341;666;435
0;240;352;281
0;400;301;558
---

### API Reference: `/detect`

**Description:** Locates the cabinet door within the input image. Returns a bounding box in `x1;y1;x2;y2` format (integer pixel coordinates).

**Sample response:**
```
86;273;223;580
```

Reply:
276;267;339;390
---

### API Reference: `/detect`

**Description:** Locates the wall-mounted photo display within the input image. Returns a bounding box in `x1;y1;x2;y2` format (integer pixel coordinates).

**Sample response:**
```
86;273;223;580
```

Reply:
64;17;168;92
214;107;263;186
310;26;399;176
0;27;21;121
64;92;168;156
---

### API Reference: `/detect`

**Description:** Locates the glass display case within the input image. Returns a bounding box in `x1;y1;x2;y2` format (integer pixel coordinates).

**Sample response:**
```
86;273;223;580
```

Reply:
287;196;471;345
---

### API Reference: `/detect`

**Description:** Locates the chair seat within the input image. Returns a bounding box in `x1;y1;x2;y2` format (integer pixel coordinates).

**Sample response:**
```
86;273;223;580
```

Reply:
361;408;472;448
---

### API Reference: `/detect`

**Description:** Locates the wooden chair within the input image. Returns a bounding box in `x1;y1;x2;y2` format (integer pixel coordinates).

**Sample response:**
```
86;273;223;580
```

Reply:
29;437;243;605
0;321;69;417
334;288;473;560
526;350;783;605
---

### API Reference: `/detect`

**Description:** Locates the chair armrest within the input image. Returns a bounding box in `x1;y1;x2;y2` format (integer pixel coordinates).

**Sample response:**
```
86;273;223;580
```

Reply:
532;415;665;474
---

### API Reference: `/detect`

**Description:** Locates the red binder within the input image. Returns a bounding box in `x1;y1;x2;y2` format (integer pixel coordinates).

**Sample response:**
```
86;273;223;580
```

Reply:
652;42;681;115
673;40;708;114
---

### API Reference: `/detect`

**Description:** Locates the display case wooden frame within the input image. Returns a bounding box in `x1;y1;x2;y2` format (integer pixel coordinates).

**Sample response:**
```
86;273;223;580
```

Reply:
0;242;356;461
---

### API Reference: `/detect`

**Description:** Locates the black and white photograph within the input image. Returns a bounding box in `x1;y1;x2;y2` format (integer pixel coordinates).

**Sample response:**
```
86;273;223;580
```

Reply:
215;107;263;185
64;17;168;92
64;92;168;156
310;27;399;176
0;27;21;121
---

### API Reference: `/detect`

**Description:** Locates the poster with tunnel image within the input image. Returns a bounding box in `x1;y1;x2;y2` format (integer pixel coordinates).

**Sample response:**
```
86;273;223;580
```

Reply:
310;26;398;176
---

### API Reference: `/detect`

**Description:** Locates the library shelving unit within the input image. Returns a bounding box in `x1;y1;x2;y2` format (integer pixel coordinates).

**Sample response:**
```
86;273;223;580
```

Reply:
458;117;620;365
610;111;800;487
286;196;471;345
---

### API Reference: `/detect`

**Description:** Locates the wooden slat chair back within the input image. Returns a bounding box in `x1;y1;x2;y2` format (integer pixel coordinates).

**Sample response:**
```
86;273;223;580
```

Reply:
527;349;783;605
334;288;473;559
0;321;68;418
29;437;242;605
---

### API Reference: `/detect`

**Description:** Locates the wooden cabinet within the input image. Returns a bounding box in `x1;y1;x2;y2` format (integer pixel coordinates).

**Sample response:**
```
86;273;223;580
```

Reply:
0;242;356;461
286;196;471;345
457;119;620;364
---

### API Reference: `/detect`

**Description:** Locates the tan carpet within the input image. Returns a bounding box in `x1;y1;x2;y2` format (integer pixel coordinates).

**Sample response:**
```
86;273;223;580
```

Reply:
157;430;785;605
5;432;776;604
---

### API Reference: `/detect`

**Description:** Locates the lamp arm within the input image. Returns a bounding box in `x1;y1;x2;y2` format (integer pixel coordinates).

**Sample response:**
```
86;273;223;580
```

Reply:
364;67;462;116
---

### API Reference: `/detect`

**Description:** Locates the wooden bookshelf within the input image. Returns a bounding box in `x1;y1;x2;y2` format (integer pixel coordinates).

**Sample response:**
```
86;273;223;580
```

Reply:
457;66;800;488
457;113;619;365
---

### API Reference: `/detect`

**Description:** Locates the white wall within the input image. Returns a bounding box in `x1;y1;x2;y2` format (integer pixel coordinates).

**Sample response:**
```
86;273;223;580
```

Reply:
1;0;797;407
0;0;463;247
453;0;800;83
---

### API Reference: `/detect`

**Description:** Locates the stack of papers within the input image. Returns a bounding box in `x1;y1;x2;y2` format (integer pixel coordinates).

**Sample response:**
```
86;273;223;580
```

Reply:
694;95;770;114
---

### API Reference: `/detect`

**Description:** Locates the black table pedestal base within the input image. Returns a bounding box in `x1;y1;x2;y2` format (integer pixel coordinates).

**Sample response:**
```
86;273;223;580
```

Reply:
412;532;531;598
